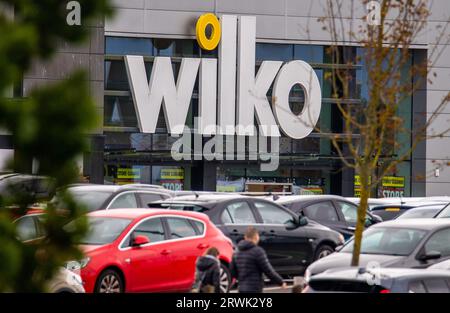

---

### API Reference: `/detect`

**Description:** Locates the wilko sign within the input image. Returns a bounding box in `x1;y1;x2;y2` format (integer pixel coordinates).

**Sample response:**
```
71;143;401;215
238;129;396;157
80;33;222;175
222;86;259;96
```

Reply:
124;14;322;139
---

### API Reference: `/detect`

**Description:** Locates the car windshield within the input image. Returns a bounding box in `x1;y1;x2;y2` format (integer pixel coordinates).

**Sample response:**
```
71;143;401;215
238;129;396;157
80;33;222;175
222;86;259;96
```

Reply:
436;204;450;218
341;227;427;256
397;208;441;219
79;217;132;245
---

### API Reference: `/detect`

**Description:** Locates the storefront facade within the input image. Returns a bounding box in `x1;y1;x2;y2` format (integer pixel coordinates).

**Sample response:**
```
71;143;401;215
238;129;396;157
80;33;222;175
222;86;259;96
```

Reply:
3;1;449;197
100;0;432;196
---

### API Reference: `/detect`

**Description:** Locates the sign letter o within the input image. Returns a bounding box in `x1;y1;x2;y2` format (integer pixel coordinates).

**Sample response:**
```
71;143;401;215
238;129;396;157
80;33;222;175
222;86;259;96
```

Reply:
272;60;322;139
196;13;221;51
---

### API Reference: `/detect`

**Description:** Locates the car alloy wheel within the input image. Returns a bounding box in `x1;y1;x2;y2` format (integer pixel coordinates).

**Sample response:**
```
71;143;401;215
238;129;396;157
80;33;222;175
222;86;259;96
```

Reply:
219;264;231;293
318;250;332;259
97;270;123;293
315;245;334;260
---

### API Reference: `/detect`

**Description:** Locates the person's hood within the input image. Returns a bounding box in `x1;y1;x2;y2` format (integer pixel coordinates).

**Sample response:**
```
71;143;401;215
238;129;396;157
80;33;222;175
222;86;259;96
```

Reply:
237;239;256;251
196;255;218;271
308;252;407;276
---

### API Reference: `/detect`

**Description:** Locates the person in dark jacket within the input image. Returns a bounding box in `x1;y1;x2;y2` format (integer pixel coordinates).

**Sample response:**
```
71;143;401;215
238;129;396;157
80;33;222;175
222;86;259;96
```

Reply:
230;227;286;293
192;247;221;293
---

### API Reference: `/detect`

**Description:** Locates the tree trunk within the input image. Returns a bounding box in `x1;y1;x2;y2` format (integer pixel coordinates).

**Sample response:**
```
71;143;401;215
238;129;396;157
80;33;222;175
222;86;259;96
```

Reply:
351;171;370;266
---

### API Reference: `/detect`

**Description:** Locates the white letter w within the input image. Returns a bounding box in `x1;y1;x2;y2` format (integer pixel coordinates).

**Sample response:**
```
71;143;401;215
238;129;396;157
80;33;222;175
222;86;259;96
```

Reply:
125;56;200;134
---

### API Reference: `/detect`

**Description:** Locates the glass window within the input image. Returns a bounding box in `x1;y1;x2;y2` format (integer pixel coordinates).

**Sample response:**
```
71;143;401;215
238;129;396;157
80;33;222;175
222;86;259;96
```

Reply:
106;37;153;56
108;193;138;209
304;201;339;222
424;228;450;257
337;201;358;223
82;217;132;245
138;193;164;207
423;279;450;293
221;208;233;224
341;227;427;256
63;188;114;212
436;204;450;218
154;39;200;57
15;216;37;241
192;220;205;234
152;166;184;191
223;202;256;224
397;207;442;219
254;201;293;225
408;281;427;293
104;95;138;127
105;61;129;91
294;45;323;63
133;218;165;244
166;217;197;239
256;43;293;61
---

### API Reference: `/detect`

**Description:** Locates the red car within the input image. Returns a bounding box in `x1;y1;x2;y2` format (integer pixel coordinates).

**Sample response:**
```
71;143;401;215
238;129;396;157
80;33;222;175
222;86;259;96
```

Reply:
77;209;234;293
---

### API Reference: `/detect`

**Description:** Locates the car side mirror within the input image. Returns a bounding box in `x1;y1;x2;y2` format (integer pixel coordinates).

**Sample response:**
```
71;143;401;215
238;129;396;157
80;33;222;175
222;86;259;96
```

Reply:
372;214;383;223
299;216;308;227
419;250;441;262
132;235;150;247
286;215;299;230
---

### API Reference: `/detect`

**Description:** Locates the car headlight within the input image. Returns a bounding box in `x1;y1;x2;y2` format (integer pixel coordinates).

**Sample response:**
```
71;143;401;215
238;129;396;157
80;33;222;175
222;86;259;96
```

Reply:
304;268;311;283
338;234;345;245
65;257;90;272
79;257;90;268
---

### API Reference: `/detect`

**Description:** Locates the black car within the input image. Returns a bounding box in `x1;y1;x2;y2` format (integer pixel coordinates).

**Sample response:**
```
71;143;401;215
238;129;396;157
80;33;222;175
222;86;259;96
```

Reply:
274;195;382;240
306;218;450;280
304;267;450;293
150;194;345;276
53;184;173;212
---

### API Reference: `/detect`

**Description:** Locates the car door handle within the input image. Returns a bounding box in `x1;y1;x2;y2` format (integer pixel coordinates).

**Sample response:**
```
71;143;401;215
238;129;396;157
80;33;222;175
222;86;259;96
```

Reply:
161;249;172;255
347;226;356;231
261;231;276;237
197;243;209;249
231;229;239;235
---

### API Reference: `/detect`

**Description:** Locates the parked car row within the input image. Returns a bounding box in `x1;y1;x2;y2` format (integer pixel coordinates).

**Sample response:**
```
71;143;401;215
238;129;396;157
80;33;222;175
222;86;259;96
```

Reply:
9;182;450;293
303;202;450;293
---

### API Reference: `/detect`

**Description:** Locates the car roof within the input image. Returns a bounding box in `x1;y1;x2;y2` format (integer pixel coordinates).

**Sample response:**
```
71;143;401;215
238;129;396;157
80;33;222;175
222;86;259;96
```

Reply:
66;184;172;194
275;194;348;204
313;267;450;281
87;208;208;220
169;194;246;202
348;197;450;205
372;218;450;230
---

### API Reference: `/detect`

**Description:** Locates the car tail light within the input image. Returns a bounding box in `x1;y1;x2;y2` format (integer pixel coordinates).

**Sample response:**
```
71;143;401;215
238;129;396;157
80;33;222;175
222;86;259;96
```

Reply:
379;289;391;293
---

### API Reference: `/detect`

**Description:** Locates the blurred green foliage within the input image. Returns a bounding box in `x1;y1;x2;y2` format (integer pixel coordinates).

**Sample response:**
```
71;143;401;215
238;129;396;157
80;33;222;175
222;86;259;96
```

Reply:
0;0;113;292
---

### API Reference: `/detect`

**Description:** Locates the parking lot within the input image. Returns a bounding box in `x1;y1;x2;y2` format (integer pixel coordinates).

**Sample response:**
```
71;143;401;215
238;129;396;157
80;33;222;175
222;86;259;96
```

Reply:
5;175;450;293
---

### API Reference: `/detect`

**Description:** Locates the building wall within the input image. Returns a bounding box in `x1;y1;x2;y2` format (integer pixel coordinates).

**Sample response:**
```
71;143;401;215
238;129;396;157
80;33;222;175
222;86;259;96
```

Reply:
21;20;105;179
424;0;450;196
105;0;428;46
23;21;105;131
